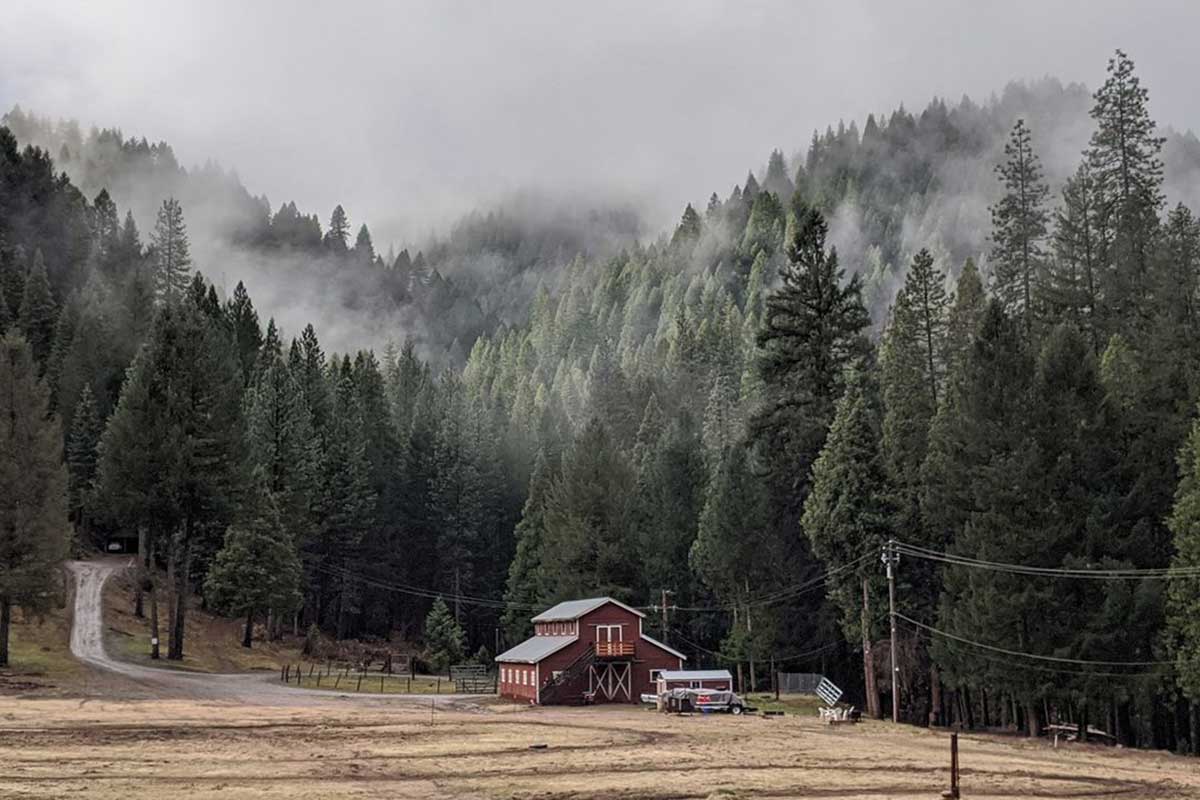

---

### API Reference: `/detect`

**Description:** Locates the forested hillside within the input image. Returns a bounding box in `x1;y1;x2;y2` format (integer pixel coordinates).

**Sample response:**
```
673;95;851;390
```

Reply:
6;49;1200;752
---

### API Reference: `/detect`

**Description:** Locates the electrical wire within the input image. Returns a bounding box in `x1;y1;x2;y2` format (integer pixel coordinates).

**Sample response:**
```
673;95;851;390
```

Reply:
900;622;1170;680
896;612;1174;668
894;540;1198;580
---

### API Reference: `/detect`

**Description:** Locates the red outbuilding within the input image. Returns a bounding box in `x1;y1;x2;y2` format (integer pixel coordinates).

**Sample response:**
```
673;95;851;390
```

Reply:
495;597;686;704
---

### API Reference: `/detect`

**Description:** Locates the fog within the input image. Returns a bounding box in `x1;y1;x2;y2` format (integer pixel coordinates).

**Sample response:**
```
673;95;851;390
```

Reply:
4;1;1200;245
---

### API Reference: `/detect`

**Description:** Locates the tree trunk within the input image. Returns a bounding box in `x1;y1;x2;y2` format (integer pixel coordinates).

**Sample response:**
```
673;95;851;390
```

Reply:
148;538;160;659
981;688;990;729
166;538;177;656
169;532;190;661
746;600;756;693
862;577;881;719
1025;699;1041;738
1079;702;1088;743
0;597;11;668
929;665;942;727
242;609;254;649
134;528;145;618
1190;700;1199;756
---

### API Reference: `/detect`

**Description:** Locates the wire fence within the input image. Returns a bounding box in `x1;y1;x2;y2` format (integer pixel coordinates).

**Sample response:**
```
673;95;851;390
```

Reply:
776;672;826;694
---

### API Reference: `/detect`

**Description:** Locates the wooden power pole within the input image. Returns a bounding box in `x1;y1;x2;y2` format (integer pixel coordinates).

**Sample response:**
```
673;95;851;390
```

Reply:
659;589;673;643
884;539;900;724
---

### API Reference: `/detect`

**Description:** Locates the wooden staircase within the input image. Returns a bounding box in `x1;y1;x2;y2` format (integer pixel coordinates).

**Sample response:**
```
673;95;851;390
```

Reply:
539;644;595;705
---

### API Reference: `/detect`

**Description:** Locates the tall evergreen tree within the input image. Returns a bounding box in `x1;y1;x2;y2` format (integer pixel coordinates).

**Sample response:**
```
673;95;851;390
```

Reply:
66;382;101;539
18;250;57;368
325;205;350;252
0;333;70;667
803;369;889;719
226;281;263;386
204;475;303;648
990;119;1050;331
1087;49;1165;315
150;198;192;303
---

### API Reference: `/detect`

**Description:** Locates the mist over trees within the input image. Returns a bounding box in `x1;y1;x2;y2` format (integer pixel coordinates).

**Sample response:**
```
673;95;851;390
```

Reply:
8;49;1200;751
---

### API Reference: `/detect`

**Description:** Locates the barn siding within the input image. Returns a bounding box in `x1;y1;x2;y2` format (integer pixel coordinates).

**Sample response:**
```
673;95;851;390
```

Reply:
498;599;685;705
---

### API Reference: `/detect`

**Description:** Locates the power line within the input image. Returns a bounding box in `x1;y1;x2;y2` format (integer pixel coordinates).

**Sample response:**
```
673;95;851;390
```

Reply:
670;553;872;612
896;613;1175;668
895;540;1198;580
671;629;842;664
902;623;1169;680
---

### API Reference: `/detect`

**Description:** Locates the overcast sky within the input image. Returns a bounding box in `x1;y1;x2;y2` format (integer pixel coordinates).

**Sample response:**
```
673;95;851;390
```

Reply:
2;1;1197;245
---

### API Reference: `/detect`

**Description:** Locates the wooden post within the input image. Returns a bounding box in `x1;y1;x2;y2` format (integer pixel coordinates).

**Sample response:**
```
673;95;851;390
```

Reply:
944;732;961;799
285;664;290;683
408;676;412;693
309;663;315;678
380;675;385;693
281;665;286;682
356;669;364;692
436;677;441;694
316;673;321;688
885;539;899;724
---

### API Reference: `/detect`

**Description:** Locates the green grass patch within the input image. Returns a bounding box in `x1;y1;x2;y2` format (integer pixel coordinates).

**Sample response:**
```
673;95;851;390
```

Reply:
285;669;492;695
745;692;823;716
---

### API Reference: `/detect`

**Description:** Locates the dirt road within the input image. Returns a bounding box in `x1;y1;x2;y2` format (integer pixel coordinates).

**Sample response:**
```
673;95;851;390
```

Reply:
65;560;471;708
0;563;1185;798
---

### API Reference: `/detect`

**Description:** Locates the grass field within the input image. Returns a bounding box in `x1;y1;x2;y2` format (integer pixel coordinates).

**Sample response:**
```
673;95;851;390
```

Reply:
288;670;483;694
1;696;1195;799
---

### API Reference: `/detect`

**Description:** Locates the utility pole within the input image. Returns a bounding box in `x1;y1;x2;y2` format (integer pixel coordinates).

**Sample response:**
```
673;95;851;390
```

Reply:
659;589;673;644
883;539;900;724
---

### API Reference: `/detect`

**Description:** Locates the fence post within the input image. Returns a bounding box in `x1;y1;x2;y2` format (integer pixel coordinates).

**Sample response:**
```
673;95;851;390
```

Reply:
408;676;412;693
947;732;960;799
281;664;286;682
309;663;314;677
436;677;441;694
356;669;364;692
380;675;385;693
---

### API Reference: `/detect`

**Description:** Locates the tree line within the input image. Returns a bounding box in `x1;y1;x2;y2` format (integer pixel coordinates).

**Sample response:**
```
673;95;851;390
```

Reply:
6;50;1200;753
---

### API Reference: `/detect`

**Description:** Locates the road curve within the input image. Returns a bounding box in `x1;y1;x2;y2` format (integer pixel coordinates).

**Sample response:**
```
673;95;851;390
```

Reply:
66;560;477;707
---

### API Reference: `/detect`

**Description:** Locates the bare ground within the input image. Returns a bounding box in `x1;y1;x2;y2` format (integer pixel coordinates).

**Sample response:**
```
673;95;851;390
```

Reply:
1;700;1198;799
1;563;1197;799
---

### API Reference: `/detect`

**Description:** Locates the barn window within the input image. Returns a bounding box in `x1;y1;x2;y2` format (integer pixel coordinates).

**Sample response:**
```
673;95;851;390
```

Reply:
649;669;663;685
552;670;562;680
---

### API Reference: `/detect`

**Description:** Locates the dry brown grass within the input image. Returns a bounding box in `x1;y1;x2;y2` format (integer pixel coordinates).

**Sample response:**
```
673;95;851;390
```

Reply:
0;697;1194;799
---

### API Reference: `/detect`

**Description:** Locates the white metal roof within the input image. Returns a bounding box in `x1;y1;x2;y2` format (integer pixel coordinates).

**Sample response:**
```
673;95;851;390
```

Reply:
658;669;732;682
494;635;577;664
530;597;645;623
639;633;688;661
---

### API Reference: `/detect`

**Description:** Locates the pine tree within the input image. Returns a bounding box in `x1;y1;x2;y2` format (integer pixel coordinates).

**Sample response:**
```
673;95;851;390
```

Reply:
244;351;318;548
325;205;350;252
0;333;70;667
501;450;553;642
66;382;101;538
1049;164;1105;341
225;281;262;386
18;250;57;368
151;198;192;303
204;476;303;648
943;258;987;372
671;204;703;248
540;419;637;601
990;119;1050;332
802;368;889;718
1168;411;1200;700
424;596;466;673
1087;49;1165;312
315;363;374;639
750;204;870;549
353;224;375;263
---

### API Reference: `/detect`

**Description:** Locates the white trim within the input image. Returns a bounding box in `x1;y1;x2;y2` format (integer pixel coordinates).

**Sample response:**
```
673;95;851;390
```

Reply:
535;662;541;704
531;597;647;623
639;633;688;661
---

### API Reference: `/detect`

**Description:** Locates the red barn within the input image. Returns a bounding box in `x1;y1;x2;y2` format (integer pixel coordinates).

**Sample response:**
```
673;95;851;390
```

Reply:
495;597;686;704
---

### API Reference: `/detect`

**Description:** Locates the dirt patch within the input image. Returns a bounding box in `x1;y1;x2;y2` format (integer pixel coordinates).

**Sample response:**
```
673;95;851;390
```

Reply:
0;700;1192;800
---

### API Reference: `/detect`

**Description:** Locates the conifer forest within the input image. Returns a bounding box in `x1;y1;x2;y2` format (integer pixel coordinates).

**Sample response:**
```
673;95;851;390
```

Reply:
9;40;1200;755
